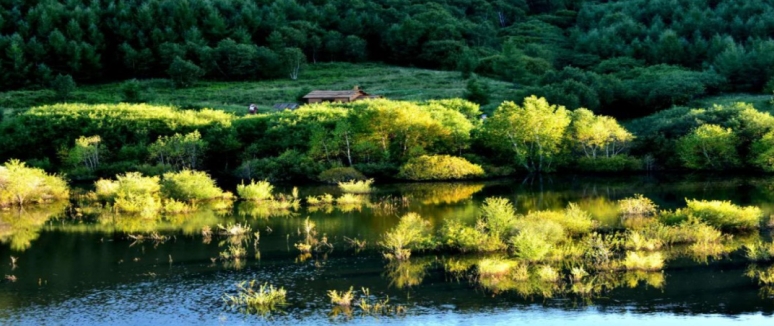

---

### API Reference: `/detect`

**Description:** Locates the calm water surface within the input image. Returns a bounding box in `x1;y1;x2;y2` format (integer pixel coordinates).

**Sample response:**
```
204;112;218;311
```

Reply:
1;175;773;325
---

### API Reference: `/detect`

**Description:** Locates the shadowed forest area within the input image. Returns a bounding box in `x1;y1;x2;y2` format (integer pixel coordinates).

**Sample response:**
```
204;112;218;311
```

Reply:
2;0;774;118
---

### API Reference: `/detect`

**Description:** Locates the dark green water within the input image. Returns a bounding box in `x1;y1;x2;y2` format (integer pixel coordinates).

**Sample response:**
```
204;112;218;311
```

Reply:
1;175;774;325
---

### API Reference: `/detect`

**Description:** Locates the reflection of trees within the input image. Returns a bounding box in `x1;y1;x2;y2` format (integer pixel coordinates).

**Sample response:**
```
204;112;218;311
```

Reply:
384;256;435;289
50;209;221;236
400;183;484;205
0;201;66;251
237;201;296;219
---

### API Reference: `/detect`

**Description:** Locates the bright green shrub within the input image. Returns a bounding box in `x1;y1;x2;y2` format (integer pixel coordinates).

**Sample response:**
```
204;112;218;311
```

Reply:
318;167;366;184
0;159;69;206
619;194;658;217
338;179;374;193
684;199;761;230
380;213;435;260
162;170;226;202
479;197;517;240
523;204;594;235
750;130;774;171
96;172;161;215
237;180;274;201
397;155;484;180
510;228;553;261
677;124;740;170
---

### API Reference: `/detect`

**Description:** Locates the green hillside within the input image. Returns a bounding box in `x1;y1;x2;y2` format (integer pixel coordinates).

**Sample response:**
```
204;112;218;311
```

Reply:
0;62;515;114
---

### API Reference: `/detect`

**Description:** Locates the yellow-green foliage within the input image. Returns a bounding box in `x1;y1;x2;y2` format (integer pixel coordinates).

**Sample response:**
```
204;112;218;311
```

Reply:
397;155;485;180
338;179;374;193
161;169;226;202
622;251;665;271
510;227;555;262
440;220;493;252
479;197;517;240
0;159;69;206
526;203;595;235
745;241;774;261
163;198;196;214
684;199;761;230
96;172;161;215
747;265;774;285
327;287;355;306
535;265;560;282
237;180;274;201
224;281;287;315
381;213;434;260
336;193;364;205
625;230;663;251
618;194;658;217
306;193;334;206
477;257;528;280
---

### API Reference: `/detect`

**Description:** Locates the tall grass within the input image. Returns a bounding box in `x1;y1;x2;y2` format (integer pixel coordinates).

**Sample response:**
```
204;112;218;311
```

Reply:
328;287;355;306
618;194;658;217
338;179;374;194
381;213;434;260
237;180;274;201
224;281;287;315
161;169;227;202
622;251;665;271
684;199;762;230
0;159;70;206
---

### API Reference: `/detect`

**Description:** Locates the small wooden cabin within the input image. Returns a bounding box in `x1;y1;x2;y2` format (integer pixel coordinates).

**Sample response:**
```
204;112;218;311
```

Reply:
302;86;381;104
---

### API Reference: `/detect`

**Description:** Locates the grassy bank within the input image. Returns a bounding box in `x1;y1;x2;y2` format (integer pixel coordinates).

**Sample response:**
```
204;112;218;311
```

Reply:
0;62;517;114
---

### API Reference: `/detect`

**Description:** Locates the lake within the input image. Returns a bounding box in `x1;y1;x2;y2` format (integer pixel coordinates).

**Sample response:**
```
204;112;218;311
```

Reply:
1;175;773;325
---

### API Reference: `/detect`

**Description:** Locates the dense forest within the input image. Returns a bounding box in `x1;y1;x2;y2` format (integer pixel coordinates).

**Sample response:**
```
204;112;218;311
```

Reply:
2;0;774;117
2;98;774;183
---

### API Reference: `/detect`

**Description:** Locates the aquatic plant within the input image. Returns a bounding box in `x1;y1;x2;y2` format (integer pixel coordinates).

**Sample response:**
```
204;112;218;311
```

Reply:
161;169;227;202
95;172;161;216
336;193;365;206
510;228;554;262
219;244;247;260
618;194;658;217
237;180;274;201
224;281;287;315
217;223;252;236
338;179;374;194
356;287;406;316
380;213;434;260
477;257;527;280
745;241;774;262
622;251;665;271
328;287;355;306
624;230;663;251
163;198;197;214
535;265;560;282
683;199;762;230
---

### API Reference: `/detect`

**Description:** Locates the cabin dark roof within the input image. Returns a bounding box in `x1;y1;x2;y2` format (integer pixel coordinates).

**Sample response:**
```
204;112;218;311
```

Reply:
272;103;300;110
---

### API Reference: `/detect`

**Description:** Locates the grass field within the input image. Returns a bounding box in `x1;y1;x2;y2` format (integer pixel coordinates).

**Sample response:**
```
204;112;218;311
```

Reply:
0;62;518;115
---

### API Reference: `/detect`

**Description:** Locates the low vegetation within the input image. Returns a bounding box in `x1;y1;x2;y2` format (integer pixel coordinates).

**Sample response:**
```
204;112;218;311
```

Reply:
236;180;274;201
338;179;374;194
224;281;287;315
381;213;434;260
397;155;484;181
0;159;69;207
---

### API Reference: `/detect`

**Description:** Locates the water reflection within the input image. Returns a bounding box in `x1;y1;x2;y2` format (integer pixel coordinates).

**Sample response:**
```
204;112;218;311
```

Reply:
0;201;66;251
3;176;774;323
